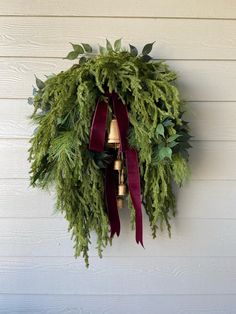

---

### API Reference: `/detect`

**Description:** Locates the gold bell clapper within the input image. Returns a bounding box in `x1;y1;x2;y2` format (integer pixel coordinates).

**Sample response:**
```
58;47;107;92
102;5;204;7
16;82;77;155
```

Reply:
107;118;120;148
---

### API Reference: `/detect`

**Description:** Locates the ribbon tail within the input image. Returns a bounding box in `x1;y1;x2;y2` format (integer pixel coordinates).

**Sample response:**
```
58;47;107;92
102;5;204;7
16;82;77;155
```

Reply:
89;100;108;152
105;163;120;237
126;149;143;246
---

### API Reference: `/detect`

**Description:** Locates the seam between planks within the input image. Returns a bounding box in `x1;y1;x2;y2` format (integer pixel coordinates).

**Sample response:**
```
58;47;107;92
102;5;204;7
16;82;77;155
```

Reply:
0;15;236;21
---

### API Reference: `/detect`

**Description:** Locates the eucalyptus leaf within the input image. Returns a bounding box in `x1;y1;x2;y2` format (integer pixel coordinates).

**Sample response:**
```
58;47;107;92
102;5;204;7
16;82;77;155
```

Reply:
140;55;152;62
167;134;181;143
71;43;84;54
159;147;172;160
81;43;92;53
32;87;37;96
79;56;87;65
156;123;165;137
129;44;138;56
163;119;174;127
168;141;178;148
106;39;113;51
35;76;45;90
65;50;79;60
99;45;106;55
142;42;155;55
114;38;122;51
28;97;34;105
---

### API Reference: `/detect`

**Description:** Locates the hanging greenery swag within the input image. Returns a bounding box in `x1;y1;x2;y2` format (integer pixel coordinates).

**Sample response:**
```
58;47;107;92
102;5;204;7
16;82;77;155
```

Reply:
28;39;191;266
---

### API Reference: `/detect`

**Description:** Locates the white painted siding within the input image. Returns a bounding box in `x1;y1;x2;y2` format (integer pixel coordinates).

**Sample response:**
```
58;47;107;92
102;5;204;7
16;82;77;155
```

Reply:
0;1;236;313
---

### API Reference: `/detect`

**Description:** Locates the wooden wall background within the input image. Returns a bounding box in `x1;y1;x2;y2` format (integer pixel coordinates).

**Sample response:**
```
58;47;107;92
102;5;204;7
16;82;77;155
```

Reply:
0;1;236;313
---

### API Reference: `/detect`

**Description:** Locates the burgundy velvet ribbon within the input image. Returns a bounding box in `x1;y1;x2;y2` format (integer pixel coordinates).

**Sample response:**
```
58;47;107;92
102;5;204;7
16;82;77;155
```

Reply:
89;100;108;152
105;162;121;237
89;93;143;245
112;94;143;246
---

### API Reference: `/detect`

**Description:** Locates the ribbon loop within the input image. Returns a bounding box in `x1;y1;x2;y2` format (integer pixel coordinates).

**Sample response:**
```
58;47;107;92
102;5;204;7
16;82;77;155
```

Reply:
89;100;108;152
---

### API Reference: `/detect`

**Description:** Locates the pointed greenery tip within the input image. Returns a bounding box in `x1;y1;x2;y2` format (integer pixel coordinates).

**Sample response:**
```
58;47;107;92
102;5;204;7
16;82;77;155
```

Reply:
141;55;152;62
159;146;172;160
71;43;84;54
34;75;45;90
106;39;113;51
156;123;165;137
142;41;155;55
28;97;34;105
114;38;122;51
65;50;79;60
129;44;138;56
64;42;86;60
99;45;106;55
167;134;181;143
79;56;87;65
81;43;92;53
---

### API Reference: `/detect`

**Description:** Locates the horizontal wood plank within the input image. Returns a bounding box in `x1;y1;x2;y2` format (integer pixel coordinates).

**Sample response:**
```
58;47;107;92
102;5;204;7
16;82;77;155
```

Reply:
1;180;236;219
0;59;236;101
187;102;236;141
0;294;236;314
0;256;236;294
0;99;32;138
1;100;236;141
1;139;236;179
0;217;235;257
0;0;235;18
0;18;236;59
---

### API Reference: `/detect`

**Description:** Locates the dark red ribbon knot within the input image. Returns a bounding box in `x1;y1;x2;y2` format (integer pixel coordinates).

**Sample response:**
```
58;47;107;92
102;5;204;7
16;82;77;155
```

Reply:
89;93;143;246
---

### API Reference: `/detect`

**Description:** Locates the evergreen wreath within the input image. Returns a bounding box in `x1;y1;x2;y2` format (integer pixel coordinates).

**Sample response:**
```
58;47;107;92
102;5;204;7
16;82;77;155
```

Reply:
28;39;191;266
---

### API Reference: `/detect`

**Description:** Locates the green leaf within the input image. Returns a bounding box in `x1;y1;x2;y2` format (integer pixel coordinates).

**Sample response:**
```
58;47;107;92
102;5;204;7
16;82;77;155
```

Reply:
168;141;178;148
32;87;37;95
99;45;106;55
35;76;45;89
114;38;122;51
81;43;92;53
167;134;181;143
159;147;172;160
140;54;152;62
28;97;34;105
79;56;87;65
65;50;79;60
106;39;113;51
142;42;155;55
156;124;165;137
70;43;84;54
57;118;62;125
129;44;138;56
163;119;174;127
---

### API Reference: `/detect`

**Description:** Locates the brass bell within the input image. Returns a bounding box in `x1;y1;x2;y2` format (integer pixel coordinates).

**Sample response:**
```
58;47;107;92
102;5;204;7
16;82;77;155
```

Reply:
117;197;125;209
108;118;120;147
118;183;127;196
114;159;122;171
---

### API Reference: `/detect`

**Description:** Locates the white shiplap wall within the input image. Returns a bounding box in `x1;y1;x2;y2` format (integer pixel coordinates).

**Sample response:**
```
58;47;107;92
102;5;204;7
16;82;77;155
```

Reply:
0;1;236;313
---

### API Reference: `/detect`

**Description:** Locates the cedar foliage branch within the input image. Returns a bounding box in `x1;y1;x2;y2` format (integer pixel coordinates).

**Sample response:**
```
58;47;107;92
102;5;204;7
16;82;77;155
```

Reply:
28;39;191;266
